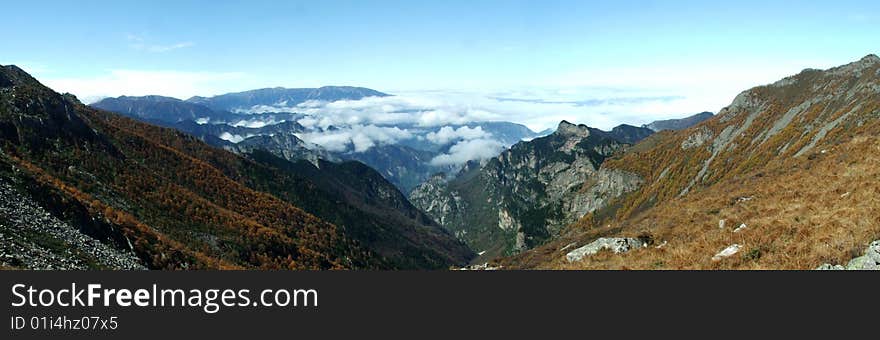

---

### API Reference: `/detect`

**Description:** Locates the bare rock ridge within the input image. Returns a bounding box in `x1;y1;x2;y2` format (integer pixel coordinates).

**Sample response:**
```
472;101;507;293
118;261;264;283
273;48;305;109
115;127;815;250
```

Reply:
556;120;591;138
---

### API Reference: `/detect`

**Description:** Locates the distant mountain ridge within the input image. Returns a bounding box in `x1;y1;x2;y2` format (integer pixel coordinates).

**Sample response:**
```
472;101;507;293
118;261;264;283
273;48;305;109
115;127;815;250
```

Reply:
644;112;714;131
92;95;244;123
90;94;543;192
187;86;390;113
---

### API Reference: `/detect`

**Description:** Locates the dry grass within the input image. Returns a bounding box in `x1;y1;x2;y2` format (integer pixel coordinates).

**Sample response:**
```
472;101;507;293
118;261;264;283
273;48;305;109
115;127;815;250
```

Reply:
541;134;880;270
497;62;880;270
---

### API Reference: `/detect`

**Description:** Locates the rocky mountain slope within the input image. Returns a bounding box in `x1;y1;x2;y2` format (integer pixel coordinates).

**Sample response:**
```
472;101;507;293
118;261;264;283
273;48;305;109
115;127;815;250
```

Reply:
410;121;654;260
0;179;145;270
498;55;880;270
0;65;472;270
225;133;338;167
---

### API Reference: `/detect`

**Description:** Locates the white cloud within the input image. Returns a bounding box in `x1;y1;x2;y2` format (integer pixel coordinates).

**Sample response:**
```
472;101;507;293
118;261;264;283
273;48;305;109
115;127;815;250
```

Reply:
219;132;246;143
295;125;413;153
426;126;490;145
430;138;505;166
42;70;250;103
144;42;194;53
232;118;284;128
283;89;715;132
127;34;193;53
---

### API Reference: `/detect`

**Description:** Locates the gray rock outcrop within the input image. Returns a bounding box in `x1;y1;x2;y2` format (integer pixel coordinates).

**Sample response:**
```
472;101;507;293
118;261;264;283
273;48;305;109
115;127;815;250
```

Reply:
565;237;644;262
845;240;880;270
711;244;742;261
815;240;879;270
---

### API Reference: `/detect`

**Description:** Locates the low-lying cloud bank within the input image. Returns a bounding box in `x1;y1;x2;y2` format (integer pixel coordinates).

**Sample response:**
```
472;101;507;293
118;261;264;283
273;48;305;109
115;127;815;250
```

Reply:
244;88;714;133
242;88;720;166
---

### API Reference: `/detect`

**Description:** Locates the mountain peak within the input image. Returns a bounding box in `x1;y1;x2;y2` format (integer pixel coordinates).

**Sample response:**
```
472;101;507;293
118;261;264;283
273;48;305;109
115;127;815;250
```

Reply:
822;54;880;77
556;120;590;138
0;65;40;88
860;54;879;64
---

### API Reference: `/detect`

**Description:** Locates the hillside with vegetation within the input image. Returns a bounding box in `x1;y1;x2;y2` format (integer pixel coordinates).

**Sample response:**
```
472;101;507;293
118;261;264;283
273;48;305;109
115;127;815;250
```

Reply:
498;55;880;269
0;65;473;270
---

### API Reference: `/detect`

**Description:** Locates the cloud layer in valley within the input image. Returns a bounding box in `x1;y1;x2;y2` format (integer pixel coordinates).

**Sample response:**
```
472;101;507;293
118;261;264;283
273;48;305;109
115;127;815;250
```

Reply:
429;139;505;166
425;126;489;145
295;125;413;153
28;58;841;168
251;87;715;134
225;87;720;166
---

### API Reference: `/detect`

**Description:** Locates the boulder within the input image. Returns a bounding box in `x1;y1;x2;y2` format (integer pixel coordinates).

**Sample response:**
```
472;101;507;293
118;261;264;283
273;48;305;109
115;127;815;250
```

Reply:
566;237;643;262
845;240;880;270
711;244;742;261
815;264;845;270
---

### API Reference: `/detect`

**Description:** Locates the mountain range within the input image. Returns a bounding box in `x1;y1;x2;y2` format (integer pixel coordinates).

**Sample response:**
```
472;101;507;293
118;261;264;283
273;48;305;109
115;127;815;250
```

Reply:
187;86;390;113
0;65;472;270
89;86;712;262
6;55;878;271
92;93;548;193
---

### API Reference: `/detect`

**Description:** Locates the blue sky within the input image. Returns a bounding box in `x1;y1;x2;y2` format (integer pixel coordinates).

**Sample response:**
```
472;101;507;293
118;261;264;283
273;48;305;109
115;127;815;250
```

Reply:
2;0;879;130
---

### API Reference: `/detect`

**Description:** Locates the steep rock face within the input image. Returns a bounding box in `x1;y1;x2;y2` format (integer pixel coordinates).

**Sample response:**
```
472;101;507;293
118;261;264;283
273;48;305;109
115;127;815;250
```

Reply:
563;168;643;220
410;121;651;259
408;173;467;231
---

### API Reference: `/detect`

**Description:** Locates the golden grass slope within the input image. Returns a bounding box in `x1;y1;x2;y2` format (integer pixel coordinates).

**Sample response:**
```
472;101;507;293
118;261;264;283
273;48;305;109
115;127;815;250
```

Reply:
501;55;880;269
